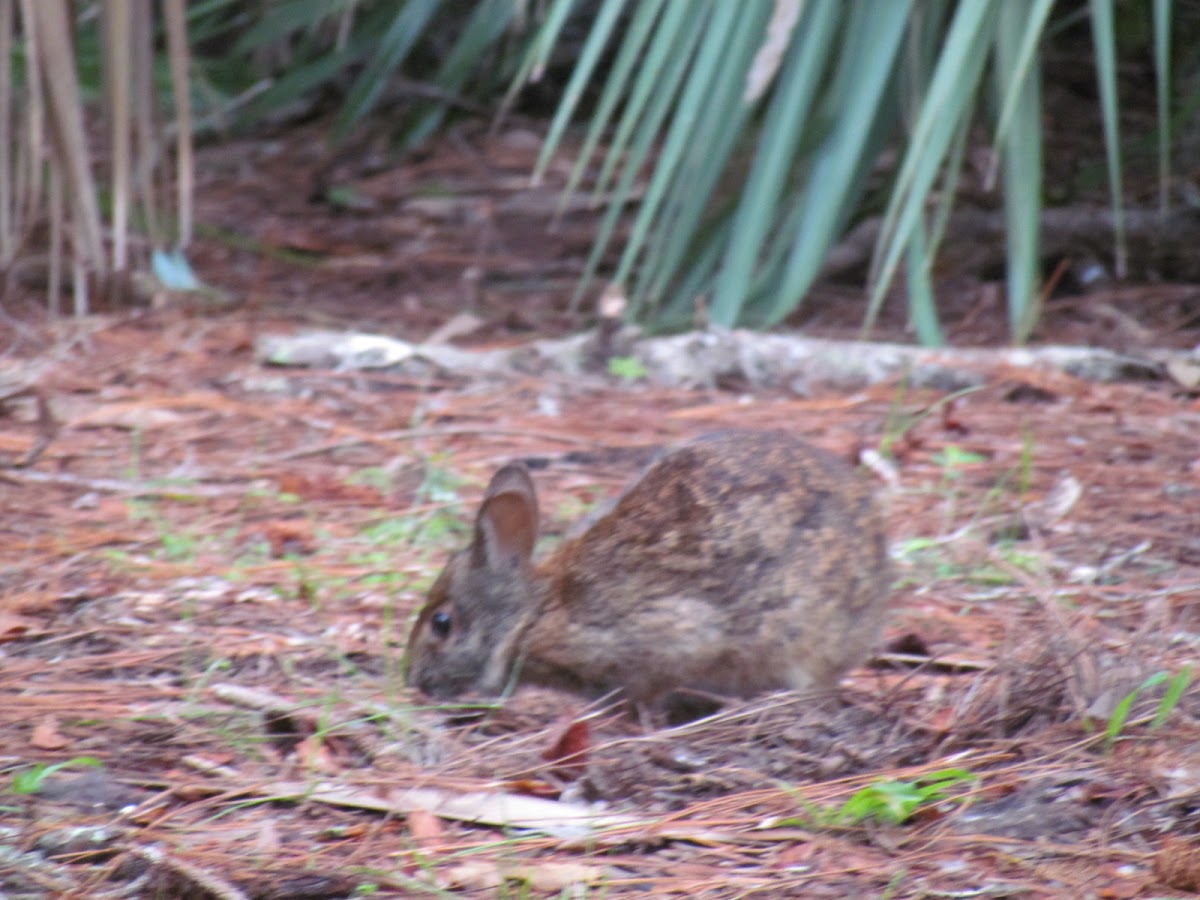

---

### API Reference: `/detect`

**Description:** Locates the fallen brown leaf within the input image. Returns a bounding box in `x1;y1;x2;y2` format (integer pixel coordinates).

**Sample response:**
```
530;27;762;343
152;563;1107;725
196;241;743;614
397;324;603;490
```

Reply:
30;716;70;750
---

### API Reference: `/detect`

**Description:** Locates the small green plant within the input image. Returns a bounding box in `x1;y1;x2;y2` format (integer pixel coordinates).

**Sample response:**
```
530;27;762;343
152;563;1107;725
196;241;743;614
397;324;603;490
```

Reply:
125;497;212;562
927;443;987;534
416;456;466;505
781;768;977;829
880;869;910;900
229;539;273;570
268;559;326;609
356;454;474;550
11;757;104;795
837;769;978;825
359;569;410;592
892;537;966;585
346;466;395;493
932;444;988;481
363;513;463;549
1103;666;1193;750
878;384;983;458
365;454;471;548
101;547;137;573
157;527;200;562
607;355;648;380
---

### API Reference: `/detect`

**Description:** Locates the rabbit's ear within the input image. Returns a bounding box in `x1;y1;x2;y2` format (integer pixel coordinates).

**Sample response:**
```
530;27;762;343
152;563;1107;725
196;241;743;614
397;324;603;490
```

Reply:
471;464;538;570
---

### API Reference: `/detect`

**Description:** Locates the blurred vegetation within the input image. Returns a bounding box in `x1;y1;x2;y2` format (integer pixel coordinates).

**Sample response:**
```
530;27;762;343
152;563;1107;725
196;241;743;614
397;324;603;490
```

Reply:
185;0;540;147
4;1;1195;341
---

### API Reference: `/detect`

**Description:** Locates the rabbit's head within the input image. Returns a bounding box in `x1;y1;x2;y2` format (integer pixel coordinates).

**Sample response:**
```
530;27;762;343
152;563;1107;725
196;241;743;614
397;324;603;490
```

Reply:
405;463;542;698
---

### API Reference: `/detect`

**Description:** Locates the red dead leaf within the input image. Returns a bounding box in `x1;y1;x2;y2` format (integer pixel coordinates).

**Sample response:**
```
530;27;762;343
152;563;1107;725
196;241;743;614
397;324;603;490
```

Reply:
940;399;969;435
0;614;43;642
505;778;561;799
540;718;590;781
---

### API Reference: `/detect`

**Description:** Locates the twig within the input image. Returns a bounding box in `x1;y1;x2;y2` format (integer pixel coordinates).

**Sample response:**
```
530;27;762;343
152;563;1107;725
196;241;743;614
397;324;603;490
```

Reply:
267;425;596;463
0;467;272;496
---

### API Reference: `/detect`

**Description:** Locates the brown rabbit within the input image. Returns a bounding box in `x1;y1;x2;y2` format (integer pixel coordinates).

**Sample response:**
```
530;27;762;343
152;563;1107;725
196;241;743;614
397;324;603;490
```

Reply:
405;430;889;712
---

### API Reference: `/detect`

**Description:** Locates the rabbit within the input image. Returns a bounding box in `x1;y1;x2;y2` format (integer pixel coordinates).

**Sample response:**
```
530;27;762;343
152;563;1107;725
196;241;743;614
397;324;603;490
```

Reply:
405;430;890;714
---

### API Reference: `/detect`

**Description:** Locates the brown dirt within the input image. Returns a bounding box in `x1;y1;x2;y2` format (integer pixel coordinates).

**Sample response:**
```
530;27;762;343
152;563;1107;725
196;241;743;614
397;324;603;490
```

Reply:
1;123;1199;898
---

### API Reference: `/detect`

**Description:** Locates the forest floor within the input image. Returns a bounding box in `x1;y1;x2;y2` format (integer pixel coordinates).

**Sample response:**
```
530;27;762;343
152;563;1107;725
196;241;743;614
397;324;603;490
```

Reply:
2;123;1200;898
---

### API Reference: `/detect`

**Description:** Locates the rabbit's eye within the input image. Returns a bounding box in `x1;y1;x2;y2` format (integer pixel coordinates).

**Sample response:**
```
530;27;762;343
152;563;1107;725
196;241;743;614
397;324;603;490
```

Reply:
430;611;452;639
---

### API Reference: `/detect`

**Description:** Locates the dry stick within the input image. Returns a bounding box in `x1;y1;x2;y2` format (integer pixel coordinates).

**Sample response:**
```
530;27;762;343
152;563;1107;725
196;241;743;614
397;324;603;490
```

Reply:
268;425;597;463
28;0;106;279
162;0;192;247
104;0;131;273
0;467;269;497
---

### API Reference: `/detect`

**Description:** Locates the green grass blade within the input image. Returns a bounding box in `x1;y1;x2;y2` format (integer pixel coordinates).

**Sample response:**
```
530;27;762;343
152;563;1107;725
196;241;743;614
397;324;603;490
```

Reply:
708;0;841;327
615;0;743;304
569;4;708;313
550;0;666;209
1088;0;1126;277
989;0;1054;146
237;46;359;126
926;109;970;256
334;0;443;139
531;0;629;184
231;0;359;54
633;1;775;318
904;219;944;345
400;0;521;149
904;109;972;346
591;0;694;202
768;0;911;328
501;0;579;118
662;213;735;329
1151;666;1192;730
1153;0;1172;214
995;0;1045;342
606;1;741;312
867;0;999;328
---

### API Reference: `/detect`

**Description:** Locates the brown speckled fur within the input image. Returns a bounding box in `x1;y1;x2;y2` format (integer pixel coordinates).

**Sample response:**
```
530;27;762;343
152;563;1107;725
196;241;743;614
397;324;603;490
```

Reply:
406;431;890;709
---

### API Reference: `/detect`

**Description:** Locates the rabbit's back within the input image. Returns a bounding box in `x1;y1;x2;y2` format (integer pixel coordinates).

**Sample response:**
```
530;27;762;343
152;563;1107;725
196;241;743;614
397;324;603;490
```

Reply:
523;431;888;703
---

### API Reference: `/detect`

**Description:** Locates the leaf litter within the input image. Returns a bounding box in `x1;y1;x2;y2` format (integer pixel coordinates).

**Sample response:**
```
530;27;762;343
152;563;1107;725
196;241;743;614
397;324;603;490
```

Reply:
0;124;1198;897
